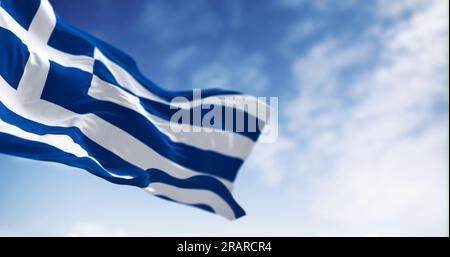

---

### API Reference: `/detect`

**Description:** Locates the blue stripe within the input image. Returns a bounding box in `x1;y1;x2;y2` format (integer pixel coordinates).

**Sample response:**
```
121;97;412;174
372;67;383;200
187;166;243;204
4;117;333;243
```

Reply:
0;19;255;180
44;20;264;141
47;14;95;57
45;13;258;104
0;130;244;219
0;130;147;187
41;61;244;182
0;108;245;218
93;59;263;141
0;102;148;186
149;169;246;219
138;98;264;141
93;59;118;85
86;33;242;102
155;195;216;215
3;12;264;141
0;27;29;90
0;0;250;219
0;0;41;30
93;63;263;142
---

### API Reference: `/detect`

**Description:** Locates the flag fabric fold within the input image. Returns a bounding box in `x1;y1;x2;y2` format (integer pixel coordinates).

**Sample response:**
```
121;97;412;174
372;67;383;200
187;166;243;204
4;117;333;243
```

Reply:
0;0;266;220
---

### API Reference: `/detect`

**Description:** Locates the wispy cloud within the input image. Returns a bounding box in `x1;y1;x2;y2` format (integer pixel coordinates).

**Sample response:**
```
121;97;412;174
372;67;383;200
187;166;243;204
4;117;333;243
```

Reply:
136;0;242;45
166;46;198;70
191;45;269;93
250;0;449;235
2;0;447;236
138;0;219;43
277;0;359;11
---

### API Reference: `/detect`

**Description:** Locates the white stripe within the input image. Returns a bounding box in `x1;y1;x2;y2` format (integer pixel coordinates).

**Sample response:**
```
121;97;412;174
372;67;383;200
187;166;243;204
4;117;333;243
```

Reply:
16;51;50;99
15;0;53;99
14;0;54;99
45;46;94;73
0;118;133;179
94;49;161;103
0;1;247;188
0;5;233;187
27;0;56;44
145;183;235;220
0;5;27;39
88;75;256;159
0;4;94;73
94;48;269;121
1;3;266;119
0;75;233;190
0;118;89;159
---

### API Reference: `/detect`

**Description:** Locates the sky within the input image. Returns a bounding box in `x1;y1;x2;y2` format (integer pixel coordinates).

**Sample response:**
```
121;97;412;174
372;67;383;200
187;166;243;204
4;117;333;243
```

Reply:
0;0;448;236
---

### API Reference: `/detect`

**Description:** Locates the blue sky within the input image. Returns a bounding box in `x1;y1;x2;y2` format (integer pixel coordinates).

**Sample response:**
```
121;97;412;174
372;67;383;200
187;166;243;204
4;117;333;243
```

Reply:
0;0;448;236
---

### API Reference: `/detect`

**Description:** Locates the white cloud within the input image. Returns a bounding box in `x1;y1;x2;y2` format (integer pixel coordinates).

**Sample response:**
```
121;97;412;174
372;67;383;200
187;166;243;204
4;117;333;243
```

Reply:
137;0;244;45
137;0;223;44
253;0;449;235
2;0;447;237
246;137;296;186
191;46;269;93
166;46;197;70
279;19;323;57
376;0;429;19
277;0;358;11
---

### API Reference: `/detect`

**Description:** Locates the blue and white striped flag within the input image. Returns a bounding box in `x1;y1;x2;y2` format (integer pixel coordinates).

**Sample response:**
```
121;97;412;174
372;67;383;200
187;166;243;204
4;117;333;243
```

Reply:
0;0;268;220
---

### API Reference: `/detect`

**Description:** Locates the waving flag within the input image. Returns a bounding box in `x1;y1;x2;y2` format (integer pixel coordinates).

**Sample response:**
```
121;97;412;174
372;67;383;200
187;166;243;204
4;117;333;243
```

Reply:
0;0;267;220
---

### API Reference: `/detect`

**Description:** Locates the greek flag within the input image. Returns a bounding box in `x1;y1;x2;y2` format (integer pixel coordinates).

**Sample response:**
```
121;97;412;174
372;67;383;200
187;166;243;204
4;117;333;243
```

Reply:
0;0;267;220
